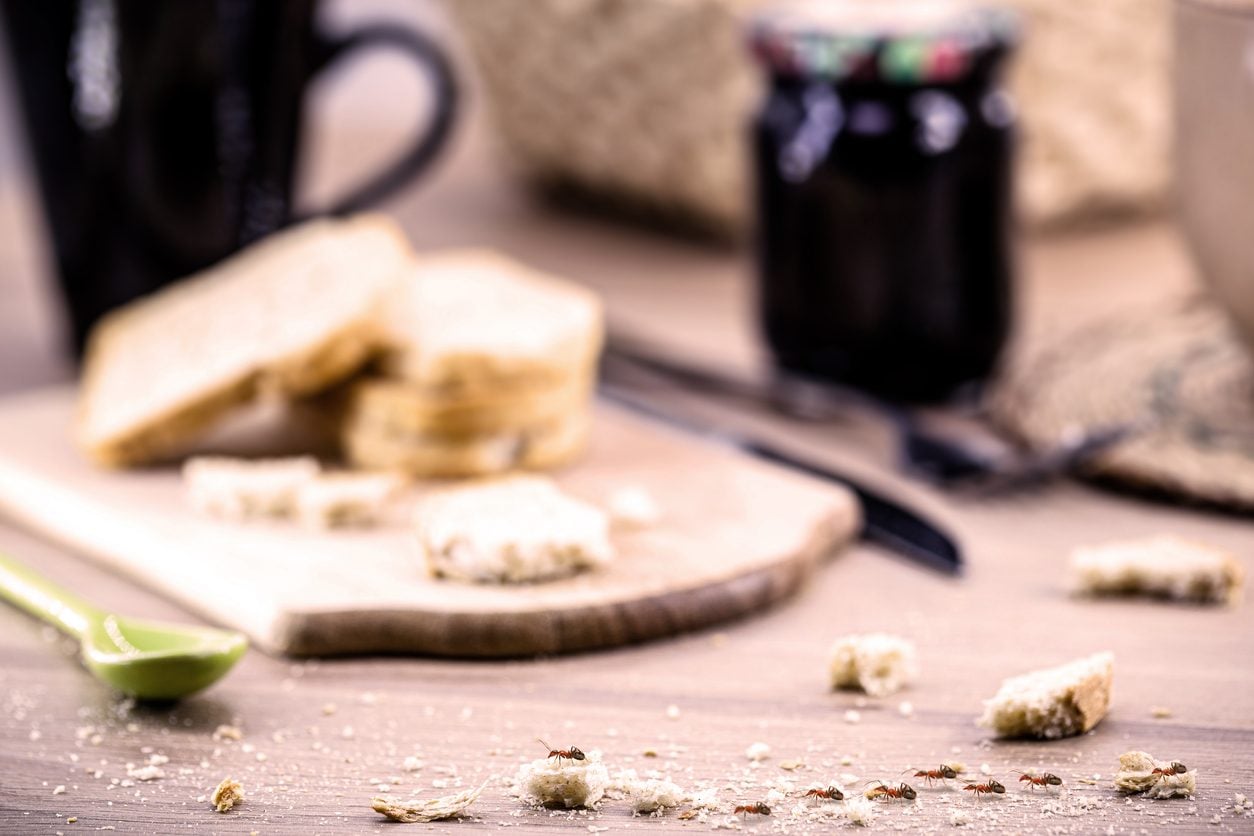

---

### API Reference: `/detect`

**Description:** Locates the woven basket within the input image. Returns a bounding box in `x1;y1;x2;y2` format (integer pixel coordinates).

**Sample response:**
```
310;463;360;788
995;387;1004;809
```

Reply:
444;0;1170;236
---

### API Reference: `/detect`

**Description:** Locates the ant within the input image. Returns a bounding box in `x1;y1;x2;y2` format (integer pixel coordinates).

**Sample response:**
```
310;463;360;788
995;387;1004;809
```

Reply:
802;786;844;801
733;802;771;817
537;739;585;765
904;764;959;786
865;781;917;801
1014;771;1063;790
1151;761;1187;778
962;779;1006;800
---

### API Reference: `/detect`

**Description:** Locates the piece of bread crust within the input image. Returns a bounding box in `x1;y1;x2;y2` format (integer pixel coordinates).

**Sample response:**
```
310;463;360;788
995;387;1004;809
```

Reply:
413;474;613;583
77;214;414;467
344;410;590;478
376;249;604;394
1070;535;1243;605
978;652;1114;739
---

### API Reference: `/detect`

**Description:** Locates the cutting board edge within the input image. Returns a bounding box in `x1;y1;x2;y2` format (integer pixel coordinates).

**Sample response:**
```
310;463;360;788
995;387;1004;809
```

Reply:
269;503;857;657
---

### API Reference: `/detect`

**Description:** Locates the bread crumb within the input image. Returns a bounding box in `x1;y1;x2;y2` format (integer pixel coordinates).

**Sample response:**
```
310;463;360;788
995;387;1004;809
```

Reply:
211;777;244;812
898;701;914;718
1151;706;1173;719
665;704;680;720
1070;535;1243;605
403;756;424;772
843;710;861;724
606;485;662;529
828;633;918;697
978;652;1113;739
979;763;992;776
371;781;486;822
1114;751;1197;798
612;770;685;813
212;725;242;741
184;456;319;520
950;809;973;826
745;742;771;762
415;476;614;583
52;785;66;795
842;796;877;826
518;750;610;808
296;471;405;529
780;760;805;771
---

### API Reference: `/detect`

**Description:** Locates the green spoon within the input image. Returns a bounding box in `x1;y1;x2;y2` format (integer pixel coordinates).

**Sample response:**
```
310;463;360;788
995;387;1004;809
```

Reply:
0;550;247;700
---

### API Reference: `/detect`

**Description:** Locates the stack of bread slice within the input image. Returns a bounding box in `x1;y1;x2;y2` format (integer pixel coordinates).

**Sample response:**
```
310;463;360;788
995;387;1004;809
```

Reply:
75;216;604;478
336;249;603;476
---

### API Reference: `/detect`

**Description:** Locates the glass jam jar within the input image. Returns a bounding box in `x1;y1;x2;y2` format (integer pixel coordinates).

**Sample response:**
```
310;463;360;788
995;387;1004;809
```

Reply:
749;3;1019;403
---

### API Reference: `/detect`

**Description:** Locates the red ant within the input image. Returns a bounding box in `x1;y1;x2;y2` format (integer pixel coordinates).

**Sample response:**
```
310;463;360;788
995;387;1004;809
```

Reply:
733;802;771;816
865;781;917;801
1014;771;1063;790
962;779;1006;800
537;739;585;765
802;786;844;801
1151;762;1187;777
904;764;959;786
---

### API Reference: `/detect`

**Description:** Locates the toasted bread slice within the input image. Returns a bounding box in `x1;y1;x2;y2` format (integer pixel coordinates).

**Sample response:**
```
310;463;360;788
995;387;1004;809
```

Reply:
343;409;589;478
377;249;604;394
77;214;414;466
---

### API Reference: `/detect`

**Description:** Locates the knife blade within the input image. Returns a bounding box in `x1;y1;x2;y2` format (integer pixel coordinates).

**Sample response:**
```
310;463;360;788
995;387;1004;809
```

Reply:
598;382;963;574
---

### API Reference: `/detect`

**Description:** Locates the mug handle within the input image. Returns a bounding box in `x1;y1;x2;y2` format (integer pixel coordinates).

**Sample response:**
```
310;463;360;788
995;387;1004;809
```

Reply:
303;23;458;216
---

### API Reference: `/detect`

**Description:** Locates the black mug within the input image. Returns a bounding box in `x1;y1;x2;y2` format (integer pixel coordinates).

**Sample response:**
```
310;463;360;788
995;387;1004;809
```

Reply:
1;0;457;354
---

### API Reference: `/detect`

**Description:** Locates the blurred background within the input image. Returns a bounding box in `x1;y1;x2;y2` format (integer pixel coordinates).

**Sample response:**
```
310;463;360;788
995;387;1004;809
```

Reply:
1;0;1251;509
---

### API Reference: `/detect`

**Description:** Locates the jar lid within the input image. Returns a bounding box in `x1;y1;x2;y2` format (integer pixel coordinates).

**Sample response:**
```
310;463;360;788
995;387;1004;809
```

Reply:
749;0;1019;84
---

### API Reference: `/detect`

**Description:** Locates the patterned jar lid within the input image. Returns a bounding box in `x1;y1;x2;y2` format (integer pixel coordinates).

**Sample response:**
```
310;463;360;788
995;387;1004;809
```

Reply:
749;0;1019;84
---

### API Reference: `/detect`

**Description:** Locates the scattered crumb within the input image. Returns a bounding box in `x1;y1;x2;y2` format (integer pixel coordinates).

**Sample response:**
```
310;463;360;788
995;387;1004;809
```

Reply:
371;781;486;823
613;770;685;813
403;756;424;772
1114;751;1196;798
606;485;663;529
642;749;658;758
843;710;861;724
212;725;242;742
518;751;610;808
780;760;805;771
745;742;771;762
341;726;355;739
1151;706;1173;719
665;705;681;720
950;809;972;826
898;701;914;718
828;633;918;697
843;796;877;826
1070;534;1244;605
979;763;992;776
52;785;66;795
210;777;244;813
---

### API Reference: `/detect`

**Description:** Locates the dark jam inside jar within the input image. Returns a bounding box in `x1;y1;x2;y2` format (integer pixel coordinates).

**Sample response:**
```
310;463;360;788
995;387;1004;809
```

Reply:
751;4;1018;403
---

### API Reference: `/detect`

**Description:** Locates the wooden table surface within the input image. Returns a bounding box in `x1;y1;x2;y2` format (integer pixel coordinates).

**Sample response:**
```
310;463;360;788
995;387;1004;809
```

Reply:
1;4;1252;833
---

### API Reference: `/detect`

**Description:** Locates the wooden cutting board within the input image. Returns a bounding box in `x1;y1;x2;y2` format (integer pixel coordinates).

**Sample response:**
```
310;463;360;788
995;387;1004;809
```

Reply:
0;387;858;657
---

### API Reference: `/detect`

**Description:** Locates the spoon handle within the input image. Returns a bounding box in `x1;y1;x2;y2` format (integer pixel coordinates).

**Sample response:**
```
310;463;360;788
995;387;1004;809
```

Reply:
0;550;105;639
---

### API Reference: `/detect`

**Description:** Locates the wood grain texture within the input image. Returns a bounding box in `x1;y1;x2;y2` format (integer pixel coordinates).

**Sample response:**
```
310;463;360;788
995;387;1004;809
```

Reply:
0;388;857;657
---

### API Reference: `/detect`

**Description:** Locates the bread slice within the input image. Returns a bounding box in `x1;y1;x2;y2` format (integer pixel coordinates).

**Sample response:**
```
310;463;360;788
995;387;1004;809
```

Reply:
338;372;593;437
77;214;414;466
183;456;320;521
377;249;604;394
828;633;918;697
1070;535;1243;605
413;474;614;583
343;409;590;478
978;652;1114;739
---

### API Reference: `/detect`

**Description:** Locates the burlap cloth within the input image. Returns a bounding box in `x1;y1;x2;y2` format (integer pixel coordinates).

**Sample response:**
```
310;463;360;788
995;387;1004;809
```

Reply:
992;296;1254;511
